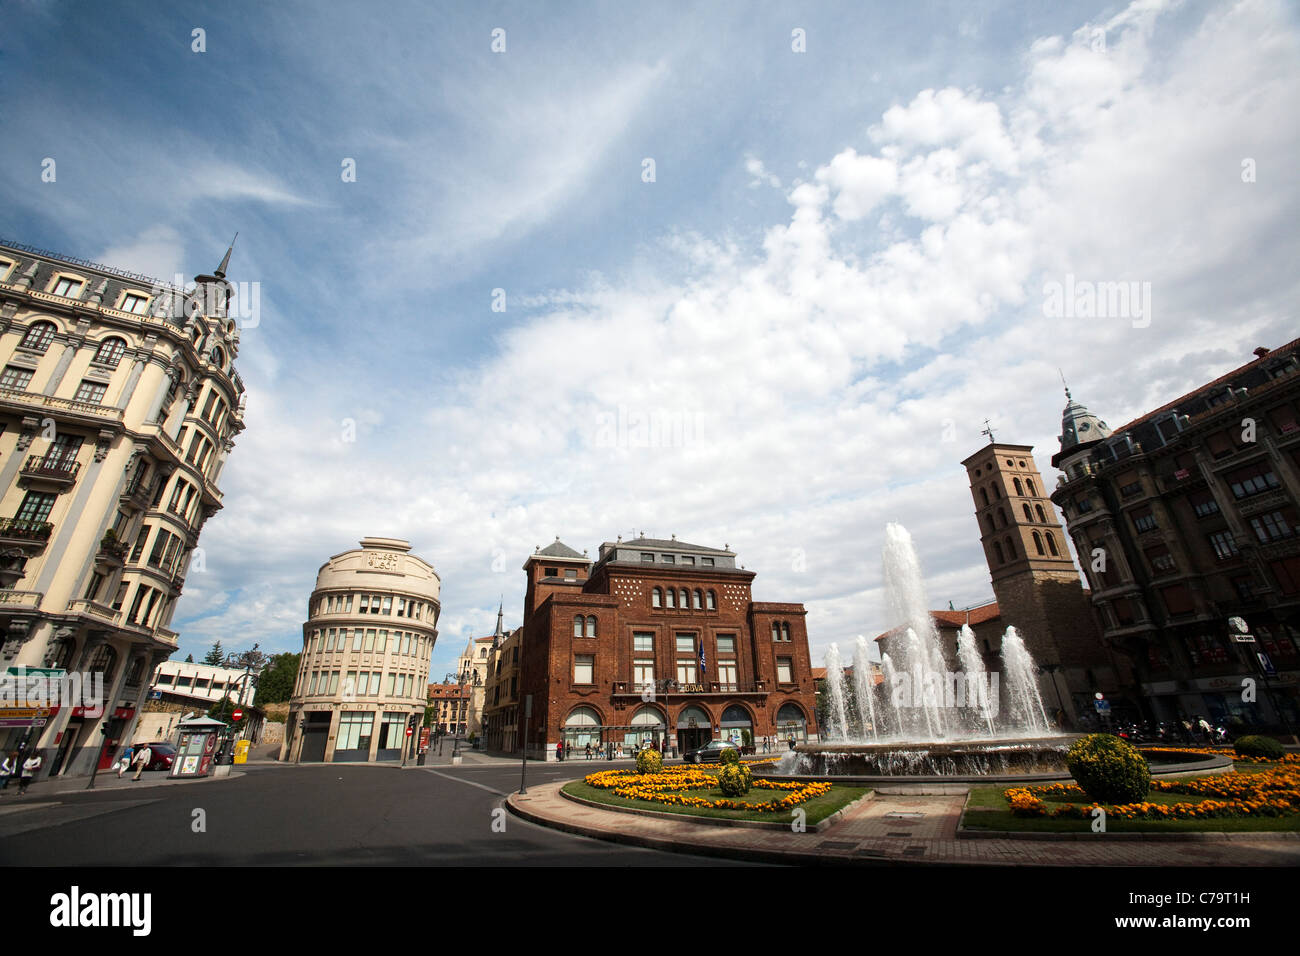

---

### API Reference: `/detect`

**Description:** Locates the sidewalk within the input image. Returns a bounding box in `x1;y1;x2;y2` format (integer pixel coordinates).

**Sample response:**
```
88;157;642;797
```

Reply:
0;768;247;800
507;781;1300;867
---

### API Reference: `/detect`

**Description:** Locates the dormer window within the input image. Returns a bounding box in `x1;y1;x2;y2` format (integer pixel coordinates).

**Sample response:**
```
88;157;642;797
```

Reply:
120;292;150;314
52;276;84;298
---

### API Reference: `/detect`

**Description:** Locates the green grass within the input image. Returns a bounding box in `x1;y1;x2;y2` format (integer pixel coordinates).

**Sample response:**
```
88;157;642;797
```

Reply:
563;778;869;825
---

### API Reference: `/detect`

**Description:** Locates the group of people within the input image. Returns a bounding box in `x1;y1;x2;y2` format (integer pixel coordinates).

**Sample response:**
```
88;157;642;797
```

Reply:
757;735;798;753
0;749;42;794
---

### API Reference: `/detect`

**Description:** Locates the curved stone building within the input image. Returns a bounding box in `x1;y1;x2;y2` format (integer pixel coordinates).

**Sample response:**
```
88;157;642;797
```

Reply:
284;537;440;763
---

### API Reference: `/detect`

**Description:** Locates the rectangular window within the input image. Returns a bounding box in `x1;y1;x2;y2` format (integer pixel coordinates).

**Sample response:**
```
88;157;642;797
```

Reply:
382;595;392;614
52;277;83;297
121;293;149;314
675;634;694;654
776;658;793;683
640;553;654;563
402;634;411;655
359;595;370;613
0;366;33;390
701;557;714;567
1227;461;1280;499
147;530;171;568
326;628;337;651
1145;545;1176;575
1119;480;1142;498
345;595;353;612
1208;530;1239;561
1075;496;1093;514
1131;508;1157;534
1251;511;1295;543
661;554;675;564
717;662;737;689
336;712;374;751
15;491;56;526
386;673;396;696
633;632;654;653
352;629;364;652
73;380;107;405
716;635;735;654
633;660;655;685
376;630;388;653
676;660;696;684
308;672;319;695
1189;491;1220;518
681;556;695;565
327;671;339;694
363;629;375;652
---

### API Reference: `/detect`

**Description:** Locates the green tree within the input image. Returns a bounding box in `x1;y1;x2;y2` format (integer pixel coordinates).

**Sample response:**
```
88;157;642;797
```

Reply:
203;642;225;665
253;652;300;706
184;654;194;663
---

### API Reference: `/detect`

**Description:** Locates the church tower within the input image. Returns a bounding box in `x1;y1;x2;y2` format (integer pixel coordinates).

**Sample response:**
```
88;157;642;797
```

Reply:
960;440;1107;724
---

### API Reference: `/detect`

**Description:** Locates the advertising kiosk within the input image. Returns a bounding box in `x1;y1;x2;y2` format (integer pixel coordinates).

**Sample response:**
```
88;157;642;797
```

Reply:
171;716;227;778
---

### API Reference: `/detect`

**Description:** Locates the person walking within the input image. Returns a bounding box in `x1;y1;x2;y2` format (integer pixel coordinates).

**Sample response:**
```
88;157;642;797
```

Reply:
131;744;152;781
117;744;134;779
18;751;41;794
0;751;14;792
584;742;592;760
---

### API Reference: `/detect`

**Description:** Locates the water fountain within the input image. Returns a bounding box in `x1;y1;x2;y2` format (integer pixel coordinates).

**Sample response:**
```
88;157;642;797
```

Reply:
775;523;1078;780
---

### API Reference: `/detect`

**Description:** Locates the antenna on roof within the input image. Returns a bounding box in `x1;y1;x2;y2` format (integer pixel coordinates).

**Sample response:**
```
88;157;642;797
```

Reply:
980;419;995;444
1059;368;1071;401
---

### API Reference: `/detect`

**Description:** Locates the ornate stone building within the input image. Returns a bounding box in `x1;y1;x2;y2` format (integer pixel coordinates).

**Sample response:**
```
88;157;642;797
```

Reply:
1051;341;1300;733
0;238;246;777
284;537;440;762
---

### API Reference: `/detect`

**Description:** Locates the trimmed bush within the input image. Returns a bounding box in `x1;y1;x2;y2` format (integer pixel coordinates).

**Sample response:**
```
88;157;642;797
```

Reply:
636;748;663;775
1066;733;1151;804
1234;735;1285;760
716;762;753;796
719;746;741;765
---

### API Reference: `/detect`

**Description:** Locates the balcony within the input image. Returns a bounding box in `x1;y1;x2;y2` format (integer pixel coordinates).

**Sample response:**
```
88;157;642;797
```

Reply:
65;598;121;625
0;518;54;553
19;455;81;488
0;386;124;424
96;531;129;568
0;589;43;609
611;680;769;698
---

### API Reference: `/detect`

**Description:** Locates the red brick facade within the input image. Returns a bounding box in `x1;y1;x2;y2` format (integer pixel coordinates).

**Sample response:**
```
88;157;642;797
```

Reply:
502;537;820;758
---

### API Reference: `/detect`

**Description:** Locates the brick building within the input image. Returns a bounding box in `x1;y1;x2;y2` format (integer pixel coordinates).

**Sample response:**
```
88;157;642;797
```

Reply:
427;681;469;736
1050;341;1300;733
491;535;819;760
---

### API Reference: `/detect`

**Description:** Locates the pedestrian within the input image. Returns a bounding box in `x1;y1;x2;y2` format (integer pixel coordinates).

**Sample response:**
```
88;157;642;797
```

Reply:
788;735;795;751
0;751;14;792
117;744;134;779
131;744;152;781
584;742;592;760
18;751;41;794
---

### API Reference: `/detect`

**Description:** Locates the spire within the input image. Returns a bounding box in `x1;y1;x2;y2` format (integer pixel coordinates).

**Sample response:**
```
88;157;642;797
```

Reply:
1059;368;1071;401
215;233;238;279
493;600;504;647
1056;389;1112;459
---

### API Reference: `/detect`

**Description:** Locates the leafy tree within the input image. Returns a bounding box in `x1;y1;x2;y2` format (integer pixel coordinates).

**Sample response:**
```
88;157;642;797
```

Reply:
203;642;225;665
227;643;269;673
253;652;300;706
184;654;194;663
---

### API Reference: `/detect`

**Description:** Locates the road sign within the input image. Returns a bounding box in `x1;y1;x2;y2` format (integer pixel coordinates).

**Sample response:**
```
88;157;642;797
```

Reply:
1094;699;1111;713
406;726;413;736
1257;652;1278;677
231;708;243;721
1230;633;1256;643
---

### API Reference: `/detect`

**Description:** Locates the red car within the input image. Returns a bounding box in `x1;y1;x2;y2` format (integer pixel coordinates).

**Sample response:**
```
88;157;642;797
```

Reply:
136;742;177;772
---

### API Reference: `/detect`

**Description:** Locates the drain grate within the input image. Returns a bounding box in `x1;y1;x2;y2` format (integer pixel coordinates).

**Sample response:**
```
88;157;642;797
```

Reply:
885;811;924;819
903;845;927;856
887;831;912;837
818;840;859;850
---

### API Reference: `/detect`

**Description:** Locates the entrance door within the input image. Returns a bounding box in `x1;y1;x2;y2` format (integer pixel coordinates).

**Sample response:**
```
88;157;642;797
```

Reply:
300;712;331;762
677;727;709;754
97;718;123;770
52;719;83;776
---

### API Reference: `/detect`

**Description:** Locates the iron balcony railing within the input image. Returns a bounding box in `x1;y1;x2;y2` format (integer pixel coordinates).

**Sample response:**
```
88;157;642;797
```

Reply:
21;455;81;483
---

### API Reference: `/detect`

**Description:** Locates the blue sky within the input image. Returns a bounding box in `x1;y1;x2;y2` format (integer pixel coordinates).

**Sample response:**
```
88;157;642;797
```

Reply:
2;0;1298;681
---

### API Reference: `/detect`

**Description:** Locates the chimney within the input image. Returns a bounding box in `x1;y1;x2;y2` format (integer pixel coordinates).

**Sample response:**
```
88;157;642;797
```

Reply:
1254;347;1270;358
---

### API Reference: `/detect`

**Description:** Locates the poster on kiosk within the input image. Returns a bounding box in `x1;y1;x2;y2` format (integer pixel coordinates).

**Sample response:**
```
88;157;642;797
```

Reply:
171;716;227;778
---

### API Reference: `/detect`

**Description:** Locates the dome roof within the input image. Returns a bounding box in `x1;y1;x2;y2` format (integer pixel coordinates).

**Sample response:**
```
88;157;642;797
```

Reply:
1058;388;1112;456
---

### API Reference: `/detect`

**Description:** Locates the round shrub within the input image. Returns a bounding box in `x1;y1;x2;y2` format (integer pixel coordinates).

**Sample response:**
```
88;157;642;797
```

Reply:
716;762;753;796
635;747;663;775
719;746;741;766
1065;733;1150;804
1234;735;1285;760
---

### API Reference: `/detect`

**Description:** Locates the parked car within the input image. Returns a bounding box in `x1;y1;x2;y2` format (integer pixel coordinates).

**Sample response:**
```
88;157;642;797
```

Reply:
139;742;177;772
684;740;739;764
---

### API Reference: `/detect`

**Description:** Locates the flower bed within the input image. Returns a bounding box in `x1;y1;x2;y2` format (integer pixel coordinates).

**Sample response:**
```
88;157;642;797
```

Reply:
584;765;833;813
1004;752;1300;820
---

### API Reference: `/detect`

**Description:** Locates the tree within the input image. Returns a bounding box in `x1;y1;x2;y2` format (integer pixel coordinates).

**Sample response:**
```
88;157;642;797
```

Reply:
254;652;300;706
184;654;194;663
226;643;268;673
203;642;225;665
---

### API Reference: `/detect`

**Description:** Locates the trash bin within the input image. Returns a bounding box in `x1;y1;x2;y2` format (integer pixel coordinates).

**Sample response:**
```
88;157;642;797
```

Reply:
233;740;251;765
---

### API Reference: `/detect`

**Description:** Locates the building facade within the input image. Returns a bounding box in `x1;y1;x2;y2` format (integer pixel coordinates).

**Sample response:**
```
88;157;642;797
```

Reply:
140;659;261;743
427;681;470;736
0;239;246;777
959;442;1131;723
283;537;439;763
491;535;819;760
1050;341;1300;734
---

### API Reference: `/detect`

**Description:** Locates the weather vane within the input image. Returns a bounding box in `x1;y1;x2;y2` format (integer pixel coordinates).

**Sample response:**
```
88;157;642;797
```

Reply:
981;419;995;444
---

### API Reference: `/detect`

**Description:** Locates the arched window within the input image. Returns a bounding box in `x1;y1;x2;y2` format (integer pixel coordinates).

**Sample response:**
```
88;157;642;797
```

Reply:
44;637;76;670
652;588;662;608
124;655;146;687
983;514;994;535
679;588;689;608
993;484;1001;499
665;588;675;609
573;615;584;638
563;706;602;748
1026;478;1037;496
993;541;1005;564
1033;531;1045;555
1014;477;1024;496
1035;504;1047;523
1023;504;1033;522
997;507;1007;528
1005;535;1017;559
693;589;703;609
20;321;57;353
706;590;716;610
771;623;780;642
781;623;790;642
211;346;225;370
93;336;127;368
774;702;807;742
1046;531;1060;556
87;644;118;684
979;488;989;506
586;616;597;637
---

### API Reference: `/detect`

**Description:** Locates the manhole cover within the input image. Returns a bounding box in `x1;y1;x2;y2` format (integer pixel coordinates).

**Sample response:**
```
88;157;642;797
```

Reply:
885;812;924;819
818;840;858;850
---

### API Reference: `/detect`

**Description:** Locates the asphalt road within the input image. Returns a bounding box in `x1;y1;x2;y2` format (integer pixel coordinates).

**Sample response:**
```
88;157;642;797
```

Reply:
0;762;763;867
